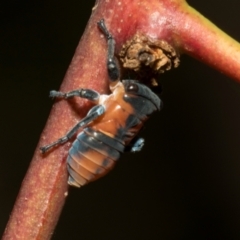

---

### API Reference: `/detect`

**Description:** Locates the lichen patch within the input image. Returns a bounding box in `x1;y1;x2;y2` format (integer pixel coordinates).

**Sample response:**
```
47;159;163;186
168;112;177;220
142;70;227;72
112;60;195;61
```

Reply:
119;34;180;86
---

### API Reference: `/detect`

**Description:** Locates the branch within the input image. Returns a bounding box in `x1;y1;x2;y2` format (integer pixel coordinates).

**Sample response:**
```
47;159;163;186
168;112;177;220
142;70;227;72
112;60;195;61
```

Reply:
3;0;240;239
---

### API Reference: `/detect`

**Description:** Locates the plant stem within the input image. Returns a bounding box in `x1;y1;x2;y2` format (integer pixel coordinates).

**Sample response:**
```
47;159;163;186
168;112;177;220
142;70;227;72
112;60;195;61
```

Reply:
3;0;240;239
2;2;110;239
173;4;240;81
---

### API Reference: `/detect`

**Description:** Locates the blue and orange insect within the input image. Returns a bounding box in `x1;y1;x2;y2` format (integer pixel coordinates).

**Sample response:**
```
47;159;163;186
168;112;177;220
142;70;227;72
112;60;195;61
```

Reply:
40;19;163;188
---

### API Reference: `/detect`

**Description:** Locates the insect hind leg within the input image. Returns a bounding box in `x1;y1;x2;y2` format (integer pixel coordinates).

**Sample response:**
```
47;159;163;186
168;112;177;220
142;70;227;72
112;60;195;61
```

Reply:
124;137;145;153
130;138;145;152
40;136;69;153
40;105;105;153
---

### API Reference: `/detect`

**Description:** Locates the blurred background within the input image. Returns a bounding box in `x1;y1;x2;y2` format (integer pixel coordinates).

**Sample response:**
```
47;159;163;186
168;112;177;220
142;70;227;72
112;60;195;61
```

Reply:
1;0;240;239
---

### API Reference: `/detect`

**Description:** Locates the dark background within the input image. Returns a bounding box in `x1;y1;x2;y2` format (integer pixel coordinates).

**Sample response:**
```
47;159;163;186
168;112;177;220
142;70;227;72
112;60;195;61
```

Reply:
1;0;240;239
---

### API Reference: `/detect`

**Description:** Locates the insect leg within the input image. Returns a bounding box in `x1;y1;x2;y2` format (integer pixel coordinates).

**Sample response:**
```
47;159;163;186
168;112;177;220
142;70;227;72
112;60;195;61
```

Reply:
40;105;105;153
97;19;120;83
49;89;100;103
130;138;145;152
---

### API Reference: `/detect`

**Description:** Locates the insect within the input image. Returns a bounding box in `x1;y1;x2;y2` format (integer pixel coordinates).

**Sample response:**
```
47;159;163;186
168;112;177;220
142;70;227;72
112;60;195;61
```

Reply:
40;19;163;188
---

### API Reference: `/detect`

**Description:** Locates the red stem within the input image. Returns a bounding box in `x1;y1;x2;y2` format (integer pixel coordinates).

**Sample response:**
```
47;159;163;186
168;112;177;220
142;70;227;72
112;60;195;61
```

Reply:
3;3;110;239
172;4;240;81
3;0;240;239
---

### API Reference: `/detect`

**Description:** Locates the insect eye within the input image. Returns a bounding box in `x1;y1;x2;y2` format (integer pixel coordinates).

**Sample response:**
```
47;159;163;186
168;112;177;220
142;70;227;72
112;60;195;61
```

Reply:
127;84;138;92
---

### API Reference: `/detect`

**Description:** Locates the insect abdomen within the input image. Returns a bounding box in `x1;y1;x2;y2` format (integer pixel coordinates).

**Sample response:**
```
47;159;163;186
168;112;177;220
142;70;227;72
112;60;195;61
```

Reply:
67;128;122;187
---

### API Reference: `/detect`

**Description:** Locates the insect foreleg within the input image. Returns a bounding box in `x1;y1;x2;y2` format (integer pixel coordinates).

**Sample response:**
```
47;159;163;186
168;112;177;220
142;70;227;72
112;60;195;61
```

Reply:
49;89;100;103
97;19;120;84
40;105;105;153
